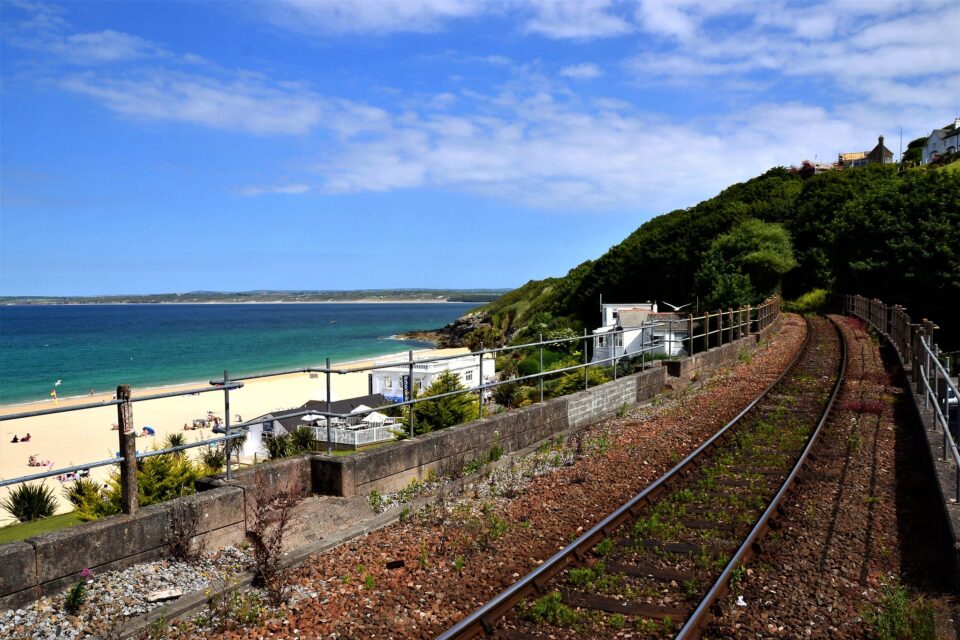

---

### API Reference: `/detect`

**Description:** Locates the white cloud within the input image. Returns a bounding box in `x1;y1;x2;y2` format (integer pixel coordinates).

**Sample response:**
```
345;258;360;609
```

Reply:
522;0;633;39
560;63;603;79
625;0;960;107
309;87;914;212
59;71;324;136
54;30;165;63
240;184;311;196
264;0;486;34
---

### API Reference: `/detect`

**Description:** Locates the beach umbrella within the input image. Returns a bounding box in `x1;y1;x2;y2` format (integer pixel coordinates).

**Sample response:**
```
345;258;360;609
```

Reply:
361;411;388;424
349;404;373;414
143;426;156;436
301;414;323;422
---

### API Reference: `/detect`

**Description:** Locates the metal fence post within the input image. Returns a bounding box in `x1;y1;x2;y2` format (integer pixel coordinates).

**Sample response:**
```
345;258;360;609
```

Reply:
326;357;332;454
478;343;484;419
223;370;232;480
116;384;138;515
583;328;589;390
408;351;415;438
539;334;544;402
613;329;618;381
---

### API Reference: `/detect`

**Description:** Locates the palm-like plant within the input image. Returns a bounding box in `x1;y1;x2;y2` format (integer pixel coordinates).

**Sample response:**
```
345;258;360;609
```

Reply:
1;482;58;522
290;427;315;453
63;478;101;510
165;432;187;455
266;434;291;460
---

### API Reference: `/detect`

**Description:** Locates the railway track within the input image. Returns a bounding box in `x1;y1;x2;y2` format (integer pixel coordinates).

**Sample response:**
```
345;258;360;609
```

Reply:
437;316;846;640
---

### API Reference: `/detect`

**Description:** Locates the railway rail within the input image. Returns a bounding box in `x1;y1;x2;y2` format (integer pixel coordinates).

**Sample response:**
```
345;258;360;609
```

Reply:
438;316;847;640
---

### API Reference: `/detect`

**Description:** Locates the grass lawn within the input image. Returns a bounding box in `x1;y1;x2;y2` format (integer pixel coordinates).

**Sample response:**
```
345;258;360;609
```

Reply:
0;512;85;544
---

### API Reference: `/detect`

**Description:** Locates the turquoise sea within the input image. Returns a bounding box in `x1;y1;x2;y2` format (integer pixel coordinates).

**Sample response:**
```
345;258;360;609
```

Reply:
0;303;475;405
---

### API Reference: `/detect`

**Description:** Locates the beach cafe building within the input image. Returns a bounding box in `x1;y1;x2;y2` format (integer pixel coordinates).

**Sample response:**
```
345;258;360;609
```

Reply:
591;302;688;364
370;354;496;403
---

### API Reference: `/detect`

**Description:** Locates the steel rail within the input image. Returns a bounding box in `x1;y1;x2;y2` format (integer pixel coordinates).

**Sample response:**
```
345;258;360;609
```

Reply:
437;318;816;640
675;315;847;638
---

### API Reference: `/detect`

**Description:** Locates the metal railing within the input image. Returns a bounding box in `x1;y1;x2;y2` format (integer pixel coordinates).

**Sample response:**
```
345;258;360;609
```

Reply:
1;297;781;515
846;294;960;499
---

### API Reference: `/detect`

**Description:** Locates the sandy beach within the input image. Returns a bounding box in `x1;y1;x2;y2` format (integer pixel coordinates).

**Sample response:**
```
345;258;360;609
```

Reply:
0;347;467;525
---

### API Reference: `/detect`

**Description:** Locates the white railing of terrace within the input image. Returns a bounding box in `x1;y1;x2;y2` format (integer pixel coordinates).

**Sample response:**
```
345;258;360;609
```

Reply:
846;294;960;499
1;296;781;515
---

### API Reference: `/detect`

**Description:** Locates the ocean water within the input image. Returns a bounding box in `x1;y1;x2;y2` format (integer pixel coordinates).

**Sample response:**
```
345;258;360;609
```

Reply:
0;303;475;405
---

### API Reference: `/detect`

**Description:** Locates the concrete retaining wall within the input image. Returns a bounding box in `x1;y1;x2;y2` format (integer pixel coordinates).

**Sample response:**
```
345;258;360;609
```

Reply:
313;365;667;497
0;320;772;610
0;486;245;610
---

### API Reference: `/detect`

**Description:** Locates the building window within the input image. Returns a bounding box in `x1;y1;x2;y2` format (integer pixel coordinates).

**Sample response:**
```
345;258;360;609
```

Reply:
385;378;392;389
464;370;473;382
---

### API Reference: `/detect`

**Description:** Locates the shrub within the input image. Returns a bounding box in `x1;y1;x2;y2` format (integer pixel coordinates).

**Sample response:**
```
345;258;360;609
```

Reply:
266;434;292;460
63;478;101;510
164;432;187;453
64;581;87;615
290;427;315;453
408;371;478;434
784;288;829;314
1;482;57;522
78;451;205;520
199;443;226;472
864;579;936;640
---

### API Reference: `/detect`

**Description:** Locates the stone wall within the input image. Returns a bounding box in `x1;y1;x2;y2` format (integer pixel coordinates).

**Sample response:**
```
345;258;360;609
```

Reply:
0;486;245;610
313;365;667;497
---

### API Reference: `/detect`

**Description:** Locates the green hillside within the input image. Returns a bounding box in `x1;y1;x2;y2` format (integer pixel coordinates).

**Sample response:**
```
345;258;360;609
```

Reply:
478;164;960;347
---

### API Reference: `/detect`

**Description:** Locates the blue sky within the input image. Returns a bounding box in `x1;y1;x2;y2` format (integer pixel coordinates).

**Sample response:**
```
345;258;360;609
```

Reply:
1;0;957;296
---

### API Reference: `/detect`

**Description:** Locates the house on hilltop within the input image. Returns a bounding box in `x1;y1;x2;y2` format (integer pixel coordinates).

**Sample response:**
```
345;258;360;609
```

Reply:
592;301;689;363
794;160;835;179
838;135;894;168
922;118;960;164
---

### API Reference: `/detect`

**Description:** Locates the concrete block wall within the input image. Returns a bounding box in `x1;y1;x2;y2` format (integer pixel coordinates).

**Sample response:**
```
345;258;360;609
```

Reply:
314;364;667;497
665;334;758;381
0;486;245;610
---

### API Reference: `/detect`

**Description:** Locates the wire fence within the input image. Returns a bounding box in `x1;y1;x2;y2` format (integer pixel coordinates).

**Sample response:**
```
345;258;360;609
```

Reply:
846;294;960;499
0;296;781;515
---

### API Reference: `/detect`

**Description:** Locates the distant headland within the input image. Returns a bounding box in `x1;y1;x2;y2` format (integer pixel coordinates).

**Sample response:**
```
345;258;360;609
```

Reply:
0;289;509;306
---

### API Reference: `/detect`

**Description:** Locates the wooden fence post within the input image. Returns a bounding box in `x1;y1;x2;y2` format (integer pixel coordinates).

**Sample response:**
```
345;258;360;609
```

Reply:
116;384;138;515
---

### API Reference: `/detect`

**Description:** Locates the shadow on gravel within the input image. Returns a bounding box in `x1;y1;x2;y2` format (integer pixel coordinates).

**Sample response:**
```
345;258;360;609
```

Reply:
884;339;954;593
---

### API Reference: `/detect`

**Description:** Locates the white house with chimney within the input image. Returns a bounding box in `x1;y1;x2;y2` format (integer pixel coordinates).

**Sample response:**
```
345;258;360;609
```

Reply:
923;118;960;164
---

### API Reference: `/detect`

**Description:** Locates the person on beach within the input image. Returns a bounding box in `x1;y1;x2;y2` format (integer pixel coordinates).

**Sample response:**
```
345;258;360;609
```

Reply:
10;435;18;443
21;433;31;442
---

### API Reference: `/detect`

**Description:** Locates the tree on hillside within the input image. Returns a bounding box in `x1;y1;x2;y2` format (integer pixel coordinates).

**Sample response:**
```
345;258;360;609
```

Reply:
696;218;797;309
408;370;478;435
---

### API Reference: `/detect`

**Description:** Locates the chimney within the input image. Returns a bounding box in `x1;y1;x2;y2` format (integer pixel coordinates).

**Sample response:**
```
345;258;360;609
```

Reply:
878;135;884;147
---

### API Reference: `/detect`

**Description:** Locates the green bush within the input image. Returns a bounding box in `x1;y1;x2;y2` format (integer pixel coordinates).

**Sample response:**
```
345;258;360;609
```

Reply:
78;451;206;520
407;370;478;434
517;348;566;377
1;482;57;522
63;478;101;510
864;579;935;640
784;288;829;314
199;443;226;471
164;432;187;453
290;427;315;453
266;434;292;460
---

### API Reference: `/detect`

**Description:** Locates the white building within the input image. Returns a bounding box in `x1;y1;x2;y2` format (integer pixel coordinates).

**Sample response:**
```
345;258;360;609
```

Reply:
922;118;960;164
592;302;688;363
371;354;496;402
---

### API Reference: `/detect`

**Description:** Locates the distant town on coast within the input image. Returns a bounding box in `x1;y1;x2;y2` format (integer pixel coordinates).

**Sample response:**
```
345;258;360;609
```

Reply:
0;289;509;306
